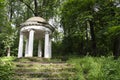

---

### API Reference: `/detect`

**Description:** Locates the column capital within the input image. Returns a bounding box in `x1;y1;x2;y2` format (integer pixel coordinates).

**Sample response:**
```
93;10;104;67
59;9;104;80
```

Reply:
20;31;23;35
28;29;35;32
45;31;50;34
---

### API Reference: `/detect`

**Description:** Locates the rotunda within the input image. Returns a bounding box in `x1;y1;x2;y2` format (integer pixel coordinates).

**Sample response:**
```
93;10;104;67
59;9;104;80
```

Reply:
18;17;54;58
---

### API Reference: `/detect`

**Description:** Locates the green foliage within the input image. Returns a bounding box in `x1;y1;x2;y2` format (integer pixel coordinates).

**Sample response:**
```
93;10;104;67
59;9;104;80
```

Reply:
104;26;120;53
18;0;60;20
59;0;120;56
60;0;96;55
0;0;6;28
1;27;17;49
0;56;15;80
107;26;120;40
0;24;17;56
67;56;120;80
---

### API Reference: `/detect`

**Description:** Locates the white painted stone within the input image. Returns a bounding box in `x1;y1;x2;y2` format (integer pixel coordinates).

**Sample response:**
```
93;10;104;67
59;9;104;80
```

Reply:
44;31;50;58
21;26;51;33
49;38;52;58
27;29;35;57
18;32;24;58
25;38;29;57
38;40;42;57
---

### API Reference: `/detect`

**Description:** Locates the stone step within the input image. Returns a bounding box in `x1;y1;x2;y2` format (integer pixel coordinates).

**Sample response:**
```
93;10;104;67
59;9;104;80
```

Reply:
15;64;75;69
14;67;76;73
16;72;75;74
13;58;76;80
12;77;68;80
14;57;63;63
14;62;69;65
14;72;75;79
14;61;66;64
15;71;75;75
15;62;71;65
15;63;74;69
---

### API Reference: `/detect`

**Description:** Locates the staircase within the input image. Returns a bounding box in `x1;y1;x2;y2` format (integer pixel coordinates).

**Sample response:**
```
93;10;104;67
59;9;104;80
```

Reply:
13;57;77;80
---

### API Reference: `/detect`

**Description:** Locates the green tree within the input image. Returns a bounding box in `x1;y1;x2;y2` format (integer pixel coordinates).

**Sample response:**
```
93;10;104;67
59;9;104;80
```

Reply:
0;25;17;57
61;0;97;55
19;0;61;19
0;0;8;56
0;0;18;56
60;0;120;56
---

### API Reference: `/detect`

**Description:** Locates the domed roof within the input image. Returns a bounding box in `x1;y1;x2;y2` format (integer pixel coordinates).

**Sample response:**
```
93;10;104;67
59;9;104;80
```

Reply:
20;17;54;31
26;17;47;23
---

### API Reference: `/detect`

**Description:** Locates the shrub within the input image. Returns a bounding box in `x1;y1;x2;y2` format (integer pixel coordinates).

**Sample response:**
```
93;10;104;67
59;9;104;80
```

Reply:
0;56;15;80
67;56;120;80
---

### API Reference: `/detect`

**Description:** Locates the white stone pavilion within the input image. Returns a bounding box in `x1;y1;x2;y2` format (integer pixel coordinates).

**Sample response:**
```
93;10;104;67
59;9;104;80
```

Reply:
18;17;54;58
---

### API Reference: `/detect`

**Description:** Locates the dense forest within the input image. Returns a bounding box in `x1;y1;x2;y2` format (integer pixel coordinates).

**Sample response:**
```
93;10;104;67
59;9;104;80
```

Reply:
0;0;120;58
0;0;120;80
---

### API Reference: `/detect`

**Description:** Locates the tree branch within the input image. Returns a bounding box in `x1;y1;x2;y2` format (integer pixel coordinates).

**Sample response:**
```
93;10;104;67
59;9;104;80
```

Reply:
34;0;38;16
19;0;35;15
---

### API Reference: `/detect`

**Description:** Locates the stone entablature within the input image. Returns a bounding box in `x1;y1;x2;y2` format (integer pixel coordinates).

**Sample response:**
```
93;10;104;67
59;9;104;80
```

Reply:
21;21;54;31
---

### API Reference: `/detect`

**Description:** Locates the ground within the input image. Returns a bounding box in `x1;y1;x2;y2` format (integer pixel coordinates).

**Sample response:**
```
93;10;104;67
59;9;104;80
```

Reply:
12;57;77;80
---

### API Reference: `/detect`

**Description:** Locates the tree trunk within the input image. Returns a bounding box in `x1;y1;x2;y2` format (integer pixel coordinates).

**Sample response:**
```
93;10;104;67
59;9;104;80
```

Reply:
86;21;91;55
89;20;97;56
113;37;120;59
34;0;38;16
7;47;10;57
9;0;13;22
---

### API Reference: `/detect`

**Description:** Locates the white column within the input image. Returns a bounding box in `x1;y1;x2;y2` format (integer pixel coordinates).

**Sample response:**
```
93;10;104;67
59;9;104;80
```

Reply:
28;29;35;57
38;40;42;57
25;38;29;57
44;31;50;58
18;32;24;58
49;38;52;58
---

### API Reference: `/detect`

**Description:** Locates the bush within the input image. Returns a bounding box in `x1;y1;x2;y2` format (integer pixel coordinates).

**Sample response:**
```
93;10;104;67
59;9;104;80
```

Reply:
67;56;120;80
0;56;15;80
